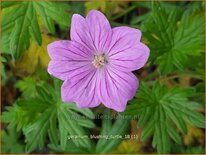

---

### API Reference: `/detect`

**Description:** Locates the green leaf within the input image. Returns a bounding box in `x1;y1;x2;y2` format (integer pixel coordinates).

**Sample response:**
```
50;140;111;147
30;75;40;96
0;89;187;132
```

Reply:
2;103;38;132
143;2;205;74
8;2;41;58
33;2;71;33
154;106;171;153
163;106;187;134
140;116;155;141
15;76;43;98
66;103;95;119
1;2;20;8
1;126;25;154
24;107;55;153
131;12;151;25
1;32;12;54
58;104;92;149
124;82;205;153
33;2;55;33
48;141;90;154
4;79;94;153
95;109;129;153
48;112;59;146
166;122;182;144
34;2;71;27
2;1;71;58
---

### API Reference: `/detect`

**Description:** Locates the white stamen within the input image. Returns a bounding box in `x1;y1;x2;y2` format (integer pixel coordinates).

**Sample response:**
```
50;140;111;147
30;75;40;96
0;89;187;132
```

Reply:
92;53;108;69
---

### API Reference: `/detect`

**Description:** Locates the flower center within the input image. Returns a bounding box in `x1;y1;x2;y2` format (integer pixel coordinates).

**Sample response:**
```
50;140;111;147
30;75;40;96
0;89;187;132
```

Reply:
92;53;108;69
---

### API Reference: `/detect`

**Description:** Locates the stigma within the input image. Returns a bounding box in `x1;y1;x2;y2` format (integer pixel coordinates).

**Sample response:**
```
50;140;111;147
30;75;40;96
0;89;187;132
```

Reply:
92;53;108;69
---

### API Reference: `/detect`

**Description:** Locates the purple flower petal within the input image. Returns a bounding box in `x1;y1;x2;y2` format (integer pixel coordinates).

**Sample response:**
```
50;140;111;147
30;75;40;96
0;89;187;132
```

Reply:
97;67;138;112
70;14;96;52
110;43;150;71
86;10;112;52
108;26;142;55
71;10;112;53
61;71;100;108
47;40;92;80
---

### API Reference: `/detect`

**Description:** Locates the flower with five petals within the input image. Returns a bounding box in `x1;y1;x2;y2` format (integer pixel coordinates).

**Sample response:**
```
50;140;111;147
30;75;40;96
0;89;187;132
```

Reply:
47;10;150;112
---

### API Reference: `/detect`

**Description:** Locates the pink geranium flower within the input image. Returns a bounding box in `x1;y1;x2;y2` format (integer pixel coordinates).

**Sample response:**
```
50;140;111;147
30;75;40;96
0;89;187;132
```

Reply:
47;10;149;112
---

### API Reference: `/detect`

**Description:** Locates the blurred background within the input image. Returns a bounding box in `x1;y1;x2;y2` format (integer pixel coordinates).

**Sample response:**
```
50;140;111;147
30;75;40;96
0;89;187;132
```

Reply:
1;0;205;154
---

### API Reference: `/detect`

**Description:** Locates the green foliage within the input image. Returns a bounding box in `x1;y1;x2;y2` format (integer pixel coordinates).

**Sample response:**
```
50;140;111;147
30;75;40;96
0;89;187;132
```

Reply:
15;76;44;97
2;102;37;132
142;2;205;74
2;1;71;58
95;110;130;153
48;141;91;154
173;145;205;154
1;1;205;154
1;126;25;154
1;1;20;8
124;82;205;153
2;78;95;153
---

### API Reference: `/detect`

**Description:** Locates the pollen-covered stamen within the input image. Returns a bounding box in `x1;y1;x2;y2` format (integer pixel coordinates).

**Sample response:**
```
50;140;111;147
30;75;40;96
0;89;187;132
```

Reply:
92;53;108;68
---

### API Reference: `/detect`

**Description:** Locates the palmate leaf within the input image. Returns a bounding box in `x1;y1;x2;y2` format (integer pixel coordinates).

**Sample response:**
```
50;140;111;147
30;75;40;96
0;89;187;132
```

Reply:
2;78;95;153
2;1;71;58
15;76;43;98
143;2;204;74
124;82;205;153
